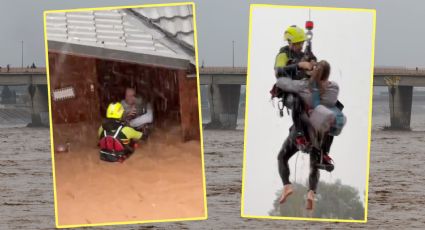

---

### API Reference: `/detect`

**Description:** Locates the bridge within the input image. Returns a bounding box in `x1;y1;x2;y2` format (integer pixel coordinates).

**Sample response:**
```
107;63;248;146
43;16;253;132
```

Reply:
0;68;46;85
2;66;424;129
199;67;425;130
0;68;48;126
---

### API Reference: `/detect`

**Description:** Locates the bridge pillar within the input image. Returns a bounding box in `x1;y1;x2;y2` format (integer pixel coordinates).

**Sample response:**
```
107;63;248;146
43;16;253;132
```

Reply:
1;86;17;104
206;84;241;129
28;85;49;127
388;85;413;130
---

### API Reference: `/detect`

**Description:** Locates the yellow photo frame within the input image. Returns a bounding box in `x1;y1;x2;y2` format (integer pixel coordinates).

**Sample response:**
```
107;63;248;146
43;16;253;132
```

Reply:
241;4;376;223
43;2;207;228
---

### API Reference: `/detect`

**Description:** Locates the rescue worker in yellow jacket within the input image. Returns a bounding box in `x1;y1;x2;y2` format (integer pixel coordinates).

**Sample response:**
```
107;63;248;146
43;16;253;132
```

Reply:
273;25;316;147
98;102;142;162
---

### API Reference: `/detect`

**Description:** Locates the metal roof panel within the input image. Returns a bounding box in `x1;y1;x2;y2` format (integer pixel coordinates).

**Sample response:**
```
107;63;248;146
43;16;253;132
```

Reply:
135;5;192;20
46;5;195;69
132;5;194;49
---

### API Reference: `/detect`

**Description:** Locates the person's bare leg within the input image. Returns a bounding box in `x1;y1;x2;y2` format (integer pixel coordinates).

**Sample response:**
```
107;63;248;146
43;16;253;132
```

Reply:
306;190;315;210
277;128;298;204
307;150;320;210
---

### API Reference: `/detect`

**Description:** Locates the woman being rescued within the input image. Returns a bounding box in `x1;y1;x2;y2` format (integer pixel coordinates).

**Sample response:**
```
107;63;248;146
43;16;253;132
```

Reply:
275;60;342;210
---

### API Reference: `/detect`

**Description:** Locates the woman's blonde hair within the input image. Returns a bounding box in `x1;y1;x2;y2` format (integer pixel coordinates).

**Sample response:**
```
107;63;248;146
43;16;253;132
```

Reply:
311;60;331;93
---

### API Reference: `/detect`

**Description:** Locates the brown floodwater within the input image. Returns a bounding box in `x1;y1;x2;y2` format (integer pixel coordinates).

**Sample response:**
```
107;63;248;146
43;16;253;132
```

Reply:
53;125;205;226
1;99;425;228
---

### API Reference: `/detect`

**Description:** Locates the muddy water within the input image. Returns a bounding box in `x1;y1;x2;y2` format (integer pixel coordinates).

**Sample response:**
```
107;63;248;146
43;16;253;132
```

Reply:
53;126;205;226
0;128;53;229
1;99;425;229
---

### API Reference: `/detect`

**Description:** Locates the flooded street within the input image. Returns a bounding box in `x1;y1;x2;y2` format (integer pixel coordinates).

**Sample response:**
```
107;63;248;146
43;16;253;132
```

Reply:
1;98;425;228
53;126;205;226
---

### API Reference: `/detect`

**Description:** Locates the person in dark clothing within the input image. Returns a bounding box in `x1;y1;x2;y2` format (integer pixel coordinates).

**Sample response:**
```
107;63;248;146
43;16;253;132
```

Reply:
277;126;321;209
273;25;316;149
272;25;334;165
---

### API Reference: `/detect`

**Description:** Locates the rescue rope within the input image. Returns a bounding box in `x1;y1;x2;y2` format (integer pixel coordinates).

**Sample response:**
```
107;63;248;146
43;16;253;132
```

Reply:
293;151;300;184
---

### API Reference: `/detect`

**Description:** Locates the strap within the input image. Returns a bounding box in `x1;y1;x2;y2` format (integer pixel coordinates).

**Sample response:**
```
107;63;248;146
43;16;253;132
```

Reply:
311;81;320;108
104;125;123;138
113;125;123;139
103;125;123;138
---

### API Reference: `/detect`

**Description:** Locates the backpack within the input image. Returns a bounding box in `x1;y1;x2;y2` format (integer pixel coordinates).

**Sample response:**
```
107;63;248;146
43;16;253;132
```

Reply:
310;82;346;136
329;107;346;136
99;125;129;162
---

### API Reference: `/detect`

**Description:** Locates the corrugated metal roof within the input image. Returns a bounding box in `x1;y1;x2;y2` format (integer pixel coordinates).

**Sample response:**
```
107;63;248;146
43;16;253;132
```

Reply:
46;5;195;68
132;5;194;48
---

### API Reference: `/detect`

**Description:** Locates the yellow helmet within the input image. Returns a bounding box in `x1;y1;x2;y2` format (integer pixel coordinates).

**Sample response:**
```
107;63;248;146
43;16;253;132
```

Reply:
106;102;124;119
284;25;306;43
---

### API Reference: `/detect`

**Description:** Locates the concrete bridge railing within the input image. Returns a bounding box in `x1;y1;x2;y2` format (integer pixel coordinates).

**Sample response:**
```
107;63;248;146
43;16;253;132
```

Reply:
1;66;424;129
199;66;425;130
0;68;48;126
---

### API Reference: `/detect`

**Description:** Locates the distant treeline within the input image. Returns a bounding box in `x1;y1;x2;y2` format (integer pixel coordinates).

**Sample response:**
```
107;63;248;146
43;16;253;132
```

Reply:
269;180;365;220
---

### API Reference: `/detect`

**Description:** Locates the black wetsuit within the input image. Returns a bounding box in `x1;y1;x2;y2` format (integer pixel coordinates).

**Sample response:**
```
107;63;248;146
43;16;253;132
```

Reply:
277;126;321;192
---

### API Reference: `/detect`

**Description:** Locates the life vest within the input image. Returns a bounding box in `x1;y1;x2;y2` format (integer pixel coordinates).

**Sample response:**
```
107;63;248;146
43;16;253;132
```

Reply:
275;46;308;80
271;46;308;100
99;125;130;162
280;46;303;61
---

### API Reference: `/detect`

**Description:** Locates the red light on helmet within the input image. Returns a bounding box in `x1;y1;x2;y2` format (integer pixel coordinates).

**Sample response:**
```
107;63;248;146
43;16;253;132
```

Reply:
306;21;314;30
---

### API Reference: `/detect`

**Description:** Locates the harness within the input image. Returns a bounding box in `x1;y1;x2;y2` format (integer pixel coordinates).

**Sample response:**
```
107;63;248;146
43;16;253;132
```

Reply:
271;46;309;117
282;46;308;80
99;125;130;162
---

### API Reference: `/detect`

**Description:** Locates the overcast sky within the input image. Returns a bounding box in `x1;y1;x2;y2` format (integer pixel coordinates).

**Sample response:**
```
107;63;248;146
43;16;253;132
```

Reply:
1;0;425;68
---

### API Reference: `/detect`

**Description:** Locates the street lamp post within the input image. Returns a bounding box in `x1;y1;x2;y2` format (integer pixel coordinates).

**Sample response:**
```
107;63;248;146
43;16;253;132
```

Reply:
21;40;24;68
232;40;235;68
